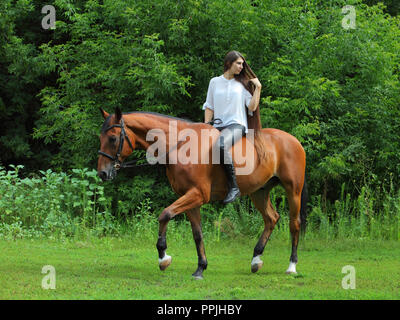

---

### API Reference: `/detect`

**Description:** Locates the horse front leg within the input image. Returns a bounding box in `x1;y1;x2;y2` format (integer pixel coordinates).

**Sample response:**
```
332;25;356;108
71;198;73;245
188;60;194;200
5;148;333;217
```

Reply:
186;207;207;279
156;188;205;273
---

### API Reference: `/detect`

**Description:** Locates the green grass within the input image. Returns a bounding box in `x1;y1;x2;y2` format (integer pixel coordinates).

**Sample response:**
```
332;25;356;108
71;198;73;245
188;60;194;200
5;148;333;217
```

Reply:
0;236;399;299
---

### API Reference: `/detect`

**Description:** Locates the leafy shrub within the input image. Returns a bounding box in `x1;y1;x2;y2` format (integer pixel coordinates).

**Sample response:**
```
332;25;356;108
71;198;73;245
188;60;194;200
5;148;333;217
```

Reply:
0;166;113;238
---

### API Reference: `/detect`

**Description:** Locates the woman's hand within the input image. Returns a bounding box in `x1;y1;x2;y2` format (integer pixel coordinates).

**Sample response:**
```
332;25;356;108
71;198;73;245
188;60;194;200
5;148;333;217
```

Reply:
249;77;262;89
247;78;262;112
204;108;214;124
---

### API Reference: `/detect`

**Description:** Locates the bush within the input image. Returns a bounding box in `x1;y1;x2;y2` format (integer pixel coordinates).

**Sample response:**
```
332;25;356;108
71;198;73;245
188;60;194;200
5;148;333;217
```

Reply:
1;165;398;241
0;165;114;238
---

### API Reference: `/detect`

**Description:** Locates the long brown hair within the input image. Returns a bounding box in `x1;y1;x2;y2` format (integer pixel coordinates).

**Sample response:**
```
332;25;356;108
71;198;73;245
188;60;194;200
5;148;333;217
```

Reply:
224;51;266;160
224;51;262;132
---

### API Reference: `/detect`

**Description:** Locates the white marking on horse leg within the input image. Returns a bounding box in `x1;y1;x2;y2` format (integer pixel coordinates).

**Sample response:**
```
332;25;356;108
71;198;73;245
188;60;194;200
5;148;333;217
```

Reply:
159;253;172;271
286;261;297;274
251;255;263;273
251;255;263;265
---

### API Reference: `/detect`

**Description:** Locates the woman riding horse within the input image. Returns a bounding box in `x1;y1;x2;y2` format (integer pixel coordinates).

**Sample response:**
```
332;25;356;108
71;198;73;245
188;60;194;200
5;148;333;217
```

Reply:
97;51;307;279
203;51;262;204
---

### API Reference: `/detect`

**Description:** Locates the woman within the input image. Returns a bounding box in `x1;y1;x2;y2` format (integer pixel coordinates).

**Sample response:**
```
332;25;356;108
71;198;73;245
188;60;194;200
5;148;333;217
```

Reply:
203;51;262;204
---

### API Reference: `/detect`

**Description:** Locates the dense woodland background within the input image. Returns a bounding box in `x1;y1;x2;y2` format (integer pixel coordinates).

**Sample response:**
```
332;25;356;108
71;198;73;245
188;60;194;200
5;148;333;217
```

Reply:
1;0;399;239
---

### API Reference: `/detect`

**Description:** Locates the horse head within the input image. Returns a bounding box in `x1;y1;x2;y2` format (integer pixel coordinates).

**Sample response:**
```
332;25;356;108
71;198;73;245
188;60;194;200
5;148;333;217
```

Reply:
97;107;136;181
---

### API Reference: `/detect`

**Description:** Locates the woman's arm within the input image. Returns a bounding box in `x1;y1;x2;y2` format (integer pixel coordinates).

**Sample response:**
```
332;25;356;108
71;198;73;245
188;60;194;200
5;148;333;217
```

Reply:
247;78;262;112
204;108;214;123
203;78;215;123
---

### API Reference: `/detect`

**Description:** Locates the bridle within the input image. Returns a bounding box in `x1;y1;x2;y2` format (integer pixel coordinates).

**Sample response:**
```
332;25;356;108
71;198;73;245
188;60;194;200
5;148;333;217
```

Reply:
98;117;134;169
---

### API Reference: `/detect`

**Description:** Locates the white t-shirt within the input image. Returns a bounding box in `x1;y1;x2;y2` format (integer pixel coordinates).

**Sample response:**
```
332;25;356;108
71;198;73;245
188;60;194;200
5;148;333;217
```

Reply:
202;75;253;133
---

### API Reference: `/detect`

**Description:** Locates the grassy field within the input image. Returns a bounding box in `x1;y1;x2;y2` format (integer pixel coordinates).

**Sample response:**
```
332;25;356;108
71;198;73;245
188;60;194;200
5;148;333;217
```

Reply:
0;236;399;300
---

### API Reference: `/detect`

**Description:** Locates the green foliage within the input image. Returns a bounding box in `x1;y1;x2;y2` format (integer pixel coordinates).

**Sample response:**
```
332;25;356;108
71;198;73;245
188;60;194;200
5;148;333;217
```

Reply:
1;0;400;229
306;181;399;240
0;166;398;241
0;165;115;238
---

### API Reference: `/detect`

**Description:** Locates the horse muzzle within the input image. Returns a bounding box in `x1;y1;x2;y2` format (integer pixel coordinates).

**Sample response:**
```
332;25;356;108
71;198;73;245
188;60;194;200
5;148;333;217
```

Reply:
98;166;117;181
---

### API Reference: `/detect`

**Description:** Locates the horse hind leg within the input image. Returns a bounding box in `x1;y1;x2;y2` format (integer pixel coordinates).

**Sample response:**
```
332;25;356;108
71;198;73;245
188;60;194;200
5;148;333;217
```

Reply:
282;182;303;275
249;178;280;273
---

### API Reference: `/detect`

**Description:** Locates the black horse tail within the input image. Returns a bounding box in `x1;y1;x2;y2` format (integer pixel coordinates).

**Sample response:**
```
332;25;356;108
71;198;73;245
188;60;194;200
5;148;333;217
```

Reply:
300;175;309;236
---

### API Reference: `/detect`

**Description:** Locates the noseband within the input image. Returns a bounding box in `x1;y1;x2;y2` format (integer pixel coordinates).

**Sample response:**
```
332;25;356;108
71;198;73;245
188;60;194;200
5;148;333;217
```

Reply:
98;118;134;169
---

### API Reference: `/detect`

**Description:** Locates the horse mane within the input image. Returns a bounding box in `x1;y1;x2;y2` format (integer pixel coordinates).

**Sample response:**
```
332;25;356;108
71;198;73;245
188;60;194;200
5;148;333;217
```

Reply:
126;111;194;123
101;111;193;133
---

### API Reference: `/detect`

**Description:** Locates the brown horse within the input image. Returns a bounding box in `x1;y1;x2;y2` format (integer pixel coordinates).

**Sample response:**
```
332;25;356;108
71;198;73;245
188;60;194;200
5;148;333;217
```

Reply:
97;107;307;279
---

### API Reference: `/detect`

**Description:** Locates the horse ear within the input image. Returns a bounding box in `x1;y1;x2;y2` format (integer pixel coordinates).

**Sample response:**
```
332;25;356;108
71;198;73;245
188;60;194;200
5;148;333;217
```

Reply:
115;107;122;122
100;108;109;119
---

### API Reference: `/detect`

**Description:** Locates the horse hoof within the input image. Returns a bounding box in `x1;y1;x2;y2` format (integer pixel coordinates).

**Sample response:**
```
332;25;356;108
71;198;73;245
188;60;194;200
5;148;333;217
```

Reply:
251;261;263;273
285;262;297;274
251;255;263;273
285;270;297;275
159;255;172;271
192;274;204;280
